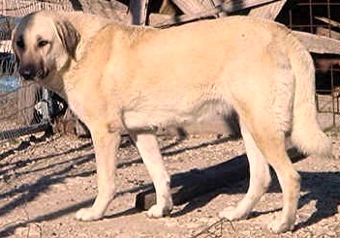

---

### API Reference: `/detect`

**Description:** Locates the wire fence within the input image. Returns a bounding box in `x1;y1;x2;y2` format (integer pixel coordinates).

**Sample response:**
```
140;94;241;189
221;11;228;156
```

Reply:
277;0;340;126
0;12;49;142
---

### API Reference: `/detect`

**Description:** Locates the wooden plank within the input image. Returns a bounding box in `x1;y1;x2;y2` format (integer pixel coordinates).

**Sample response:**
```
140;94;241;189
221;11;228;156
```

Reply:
171;0;225;17
171;0;211;15
151;0;276;28
149;13;173;26
316;27;340;41
293;30;340;55
248;0;286;20
315;16;340;28
135;148;304;211
171;0;221;15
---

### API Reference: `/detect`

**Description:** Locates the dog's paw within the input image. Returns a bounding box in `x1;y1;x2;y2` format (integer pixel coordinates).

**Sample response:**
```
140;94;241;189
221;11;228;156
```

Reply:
75;208;103;221
267;219;294;233
146;204;172;218
218;206;247;221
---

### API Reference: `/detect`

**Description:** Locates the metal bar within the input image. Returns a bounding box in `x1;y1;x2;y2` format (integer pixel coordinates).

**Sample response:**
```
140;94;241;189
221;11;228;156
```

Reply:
0;121;50;141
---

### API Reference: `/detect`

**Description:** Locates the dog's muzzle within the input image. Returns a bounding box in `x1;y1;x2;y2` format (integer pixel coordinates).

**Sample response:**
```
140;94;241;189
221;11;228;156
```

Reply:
19;67;36;80
18;64;48;81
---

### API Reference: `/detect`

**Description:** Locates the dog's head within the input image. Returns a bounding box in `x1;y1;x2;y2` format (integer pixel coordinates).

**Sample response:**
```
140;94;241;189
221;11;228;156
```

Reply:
12;11;80;81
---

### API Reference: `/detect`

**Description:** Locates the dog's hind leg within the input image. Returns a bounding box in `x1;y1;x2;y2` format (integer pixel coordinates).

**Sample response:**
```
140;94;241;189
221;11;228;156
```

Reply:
219;122;271;220
131;132;173;218
239;118;300;233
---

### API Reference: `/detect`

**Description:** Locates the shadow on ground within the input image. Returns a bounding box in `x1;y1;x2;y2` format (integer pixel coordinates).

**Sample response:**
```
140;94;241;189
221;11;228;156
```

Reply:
0;136;339;237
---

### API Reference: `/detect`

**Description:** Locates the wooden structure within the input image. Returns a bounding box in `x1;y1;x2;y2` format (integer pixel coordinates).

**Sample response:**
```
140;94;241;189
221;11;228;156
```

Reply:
129;0;287;27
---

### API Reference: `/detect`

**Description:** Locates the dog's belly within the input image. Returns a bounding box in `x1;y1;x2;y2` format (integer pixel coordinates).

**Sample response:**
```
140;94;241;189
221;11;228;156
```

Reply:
122;100;233;131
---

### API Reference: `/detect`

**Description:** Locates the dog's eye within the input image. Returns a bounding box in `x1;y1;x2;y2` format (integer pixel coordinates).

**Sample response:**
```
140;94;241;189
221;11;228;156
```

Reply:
37;40;49;48
16;39;25;49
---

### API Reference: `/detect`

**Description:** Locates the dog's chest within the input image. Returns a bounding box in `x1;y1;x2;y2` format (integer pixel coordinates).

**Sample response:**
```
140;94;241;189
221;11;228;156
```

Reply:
65;90;89;122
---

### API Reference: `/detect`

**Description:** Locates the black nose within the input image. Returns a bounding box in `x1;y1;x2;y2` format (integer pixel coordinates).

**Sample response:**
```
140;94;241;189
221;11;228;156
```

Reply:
19;67;35;80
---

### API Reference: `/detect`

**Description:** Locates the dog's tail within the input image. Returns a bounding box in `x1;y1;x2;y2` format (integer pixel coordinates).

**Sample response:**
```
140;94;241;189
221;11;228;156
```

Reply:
288;34;332;157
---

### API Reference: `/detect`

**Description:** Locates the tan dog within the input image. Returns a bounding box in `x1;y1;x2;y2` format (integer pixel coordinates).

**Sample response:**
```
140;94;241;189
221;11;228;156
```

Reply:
12;11;332;233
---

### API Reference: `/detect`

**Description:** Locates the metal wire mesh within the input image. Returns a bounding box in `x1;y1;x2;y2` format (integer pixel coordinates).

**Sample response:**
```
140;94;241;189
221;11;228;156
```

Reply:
0;14;26;135
278;1;340;90
0;2;65;139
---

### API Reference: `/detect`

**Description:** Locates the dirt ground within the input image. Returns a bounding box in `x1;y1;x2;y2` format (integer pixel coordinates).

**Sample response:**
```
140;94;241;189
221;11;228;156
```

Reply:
0;96;339;238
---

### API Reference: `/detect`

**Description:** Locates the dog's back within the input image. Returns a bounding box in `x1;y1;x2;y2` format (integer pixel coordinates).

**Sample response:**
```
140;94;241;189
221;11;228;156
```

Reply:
88;17;331;159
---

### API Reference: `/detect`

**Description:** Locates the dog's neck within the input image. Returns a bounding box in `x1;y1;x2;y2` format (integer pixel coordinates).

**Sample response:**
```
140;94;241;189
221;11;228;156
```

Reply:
55;12;113;61
44;12;115;97
60;11;113;36
45;12;156;101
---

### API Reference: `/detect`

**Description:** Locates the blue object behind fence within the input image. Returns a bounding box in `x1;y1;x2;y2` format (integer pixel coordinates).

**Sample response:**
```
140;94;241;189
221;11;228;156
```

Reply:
0;76;20;92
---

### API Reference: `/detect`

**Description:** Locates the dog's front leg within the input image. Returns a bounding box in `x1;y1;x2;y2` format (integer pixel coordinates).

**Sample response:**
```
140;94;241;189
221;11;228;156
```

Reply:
131;132;173;218
76;129;120;221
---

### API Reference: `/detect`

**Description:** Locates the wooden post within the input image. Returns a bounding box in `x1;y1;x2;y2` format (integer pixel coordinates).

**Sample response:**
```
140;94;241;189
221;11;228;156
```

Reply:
129;0;149;25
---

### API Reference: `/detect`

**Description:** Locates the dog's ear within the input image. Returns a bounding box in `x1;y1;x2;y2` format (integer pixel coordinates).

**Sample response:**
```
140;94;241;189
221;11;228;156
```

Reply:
11;25;20;64
55;20;80;60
